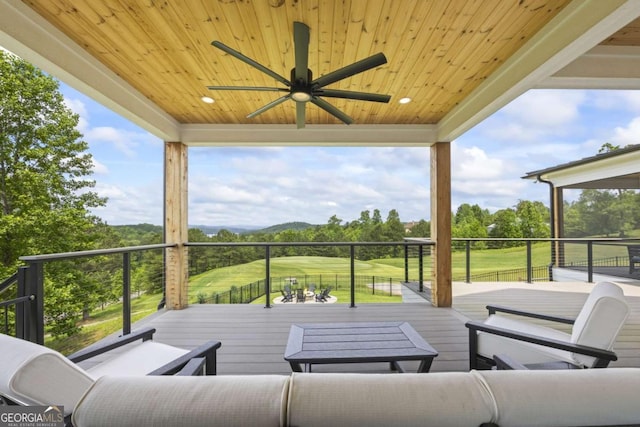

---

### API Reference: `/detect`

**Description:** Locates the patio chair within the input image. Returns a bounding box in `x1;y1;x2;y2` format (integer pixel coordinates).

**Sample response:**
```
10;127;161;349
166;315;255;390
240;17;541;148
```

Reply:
628;245;640;274
296;288;305;303
465;281;629;370
315;287;332;302
0;327;221;421
280;289;293;303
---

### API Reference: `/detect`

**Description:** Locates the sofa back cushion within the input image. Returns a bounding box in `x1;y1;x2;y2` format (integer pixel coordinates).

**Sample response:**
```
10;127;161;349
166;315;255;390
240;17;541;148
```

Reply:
476;368;640;427
0;334;94;415
287;372;496;427
570;282;629;366
72;375;290;427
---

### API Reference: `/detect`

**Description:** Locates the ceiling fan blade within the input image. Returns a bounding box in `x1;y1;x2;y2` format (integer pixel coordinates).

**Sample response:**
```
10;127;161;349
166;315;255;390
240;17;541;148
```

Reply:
207;86;289;92
293;22;310;82
310;97;354;125
316;89;391;103
212;41;291;87
246;95;291;119
311;53;387;88
296;102;306;129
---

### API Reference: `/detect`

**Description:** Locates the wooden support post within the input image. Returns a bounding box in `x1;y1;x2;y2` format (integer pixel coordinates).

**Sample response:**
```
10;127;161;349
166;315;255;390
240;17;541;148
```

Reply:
164;141;189;310
430;142;452;307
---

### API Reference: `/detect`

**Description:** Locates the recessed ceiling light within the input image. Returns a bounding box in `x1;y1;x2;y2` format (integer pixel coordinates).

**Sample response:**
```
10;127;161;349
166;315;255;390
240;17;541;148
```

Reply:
399;97;412;104
201;96;215;104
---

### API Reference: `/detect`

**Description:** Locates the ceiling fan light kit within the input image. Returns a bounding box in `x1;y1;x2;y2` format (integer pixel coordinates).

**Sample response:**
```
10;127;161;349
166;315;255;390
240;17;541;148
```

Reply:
208;21;391;129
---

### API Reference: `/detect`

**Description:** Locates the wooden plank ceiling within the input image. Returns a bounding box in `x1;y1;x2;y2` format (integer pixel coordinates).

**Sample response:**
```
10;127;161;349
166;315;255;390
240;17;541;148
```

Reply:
21;0;577;127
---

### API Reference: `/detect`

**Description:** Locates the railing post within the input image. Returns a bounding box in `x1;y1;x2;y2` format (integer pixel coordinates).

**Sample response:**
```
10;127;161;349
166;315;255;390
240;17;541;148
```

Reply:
418;245;424;292
15;266;28;339
465;240;471;284
26;262;45;344
526;240;532;283
587;241;594;283
350;245;356;308
122;252;131;335
404;244;409;283
265;245;271;308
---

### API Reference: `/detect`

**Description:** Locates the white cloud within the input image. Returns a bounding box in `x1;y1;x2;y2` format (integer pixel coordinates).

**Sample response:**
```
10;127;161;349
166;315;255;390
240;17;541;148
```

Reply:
452;144;505;180
611;117;640;147
484;90;586;142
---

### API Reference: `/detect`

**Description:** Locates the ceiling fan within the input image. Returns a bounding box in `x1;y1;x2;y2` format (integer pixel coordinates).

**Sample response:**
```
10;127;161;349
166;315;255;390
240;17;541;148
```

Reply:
207;21;391;129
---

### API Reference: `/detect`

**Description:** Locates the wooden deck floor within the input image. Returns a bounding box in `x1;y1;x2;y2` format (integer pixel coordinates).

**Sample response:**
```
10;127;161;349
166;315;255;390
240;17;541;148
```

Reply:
123;281;640;375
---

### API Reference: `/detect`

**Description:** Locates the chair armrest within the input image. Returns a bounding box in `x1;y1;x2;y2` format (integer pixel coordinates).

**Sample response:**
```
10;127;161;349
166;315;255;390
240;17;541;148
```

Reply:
176;357;206;376
465;320;617;362
67;327;156;363
148;340;222;376
486;305;575;325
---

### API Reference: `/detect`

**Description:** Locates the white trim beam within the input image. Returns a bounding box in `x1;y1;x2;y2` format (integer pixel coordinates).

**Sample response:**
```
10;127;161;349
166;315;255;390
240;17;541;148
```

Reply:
539;45;640;89
538;150;640;188
180;124;438;146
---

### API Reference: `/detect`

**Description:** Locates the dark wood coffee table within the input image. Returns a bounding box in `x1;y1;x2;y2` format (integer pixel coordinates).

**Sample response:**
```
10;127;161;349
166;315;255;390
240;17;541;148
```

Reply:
284;321;438;373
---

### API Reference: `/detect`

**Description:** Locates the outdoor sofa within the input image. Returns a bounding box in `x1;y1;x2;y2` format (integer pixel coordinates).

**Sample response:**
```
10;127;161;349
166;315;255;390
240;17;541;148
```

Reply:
69;368;640;427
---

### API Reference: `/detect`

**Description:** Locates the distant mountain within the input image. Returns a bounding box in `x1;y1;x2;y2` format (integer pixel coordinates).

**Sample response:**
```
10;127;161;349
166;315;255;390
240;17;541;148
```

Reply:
114;222;317;236
189;225;260;235
252;222;317;234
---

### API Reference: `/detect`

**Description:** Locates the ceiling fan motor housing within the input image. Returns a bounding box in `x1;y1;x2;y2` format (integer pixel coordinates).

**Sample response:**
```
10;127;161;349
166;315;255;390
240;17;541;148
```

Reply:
290;68;313;102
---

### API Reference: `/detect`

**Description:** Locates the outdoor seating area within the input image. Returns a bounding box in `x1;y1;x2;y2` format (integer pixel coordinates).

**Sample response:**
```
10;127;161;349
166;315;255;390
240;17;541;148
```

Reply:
3;280;640;426
273;286;336;304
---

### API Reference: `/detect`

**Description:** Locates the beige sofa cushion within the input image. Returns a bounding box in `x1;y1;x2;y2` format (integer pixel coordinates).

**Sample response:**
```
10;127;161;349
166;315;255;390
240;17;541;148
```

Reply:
476;368;640;427
287;372;496;427
0;333;94;416
72;375;290;427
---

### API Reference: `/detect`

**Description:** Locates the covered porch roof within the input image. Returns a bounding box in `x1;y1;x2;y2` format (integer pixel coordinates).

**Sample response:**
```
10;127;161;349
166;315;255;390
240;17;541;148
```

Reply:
2;1;640;144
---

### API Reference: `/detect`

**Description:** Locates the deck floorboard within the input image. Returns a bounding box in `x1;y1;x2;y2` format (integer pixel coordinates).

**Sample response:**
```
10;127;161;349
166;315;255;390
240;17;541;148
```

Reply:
109;281;640;375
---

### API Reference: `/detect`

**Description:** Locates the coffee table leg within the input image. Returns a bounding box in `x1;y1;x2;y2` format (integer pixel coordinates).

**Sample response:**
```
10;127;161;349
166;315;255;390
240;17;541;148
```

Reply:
417;358;433;373
289;361;303;372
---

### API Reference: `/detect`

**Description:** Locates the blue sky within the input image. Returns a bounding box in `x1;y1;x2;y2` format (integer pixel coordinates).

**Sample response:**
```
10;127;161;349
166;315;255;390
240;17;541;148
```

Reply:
59;84;640;227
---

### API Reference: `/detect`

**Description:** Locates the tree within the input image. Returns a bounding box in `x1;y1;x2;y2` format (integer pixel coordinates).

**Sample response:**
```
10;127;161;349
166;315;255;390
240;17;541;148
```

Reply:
488;209;522;247
515;200;550;238
0;51;107;335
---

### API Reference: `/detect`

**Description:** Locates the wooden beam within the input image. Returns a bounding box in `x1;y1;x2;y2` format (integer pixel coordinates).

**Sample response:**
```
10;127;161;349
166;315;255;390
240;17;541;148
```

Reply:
430;142;452;307
164;142;189;310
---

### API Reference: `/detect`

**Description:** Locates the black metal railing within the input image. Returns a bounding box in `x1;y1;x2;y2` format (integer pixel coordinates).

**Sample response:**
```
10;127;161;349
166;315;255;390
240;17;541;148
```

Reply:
3;237;640;345
10;244;173;344
452;237;640;284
